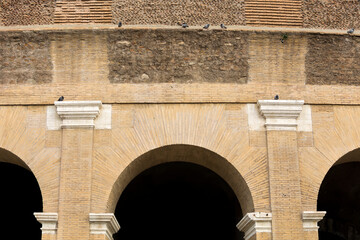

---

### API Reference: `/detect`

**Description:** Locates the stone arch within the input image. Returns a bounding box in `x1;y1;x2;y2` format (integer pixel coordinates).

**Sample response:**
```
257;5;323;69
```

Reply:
106;144;255;215
0;147;43;239
317;148;360;240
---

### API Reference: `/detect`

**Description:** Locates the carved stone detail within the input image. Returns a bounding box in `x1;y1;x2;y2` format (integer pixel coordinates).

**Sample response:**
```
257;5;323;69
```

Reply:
34;212;58;235
89;213;120;240
236;212;272;240
258;100;304;131
302;211;326;231
55;101;102;128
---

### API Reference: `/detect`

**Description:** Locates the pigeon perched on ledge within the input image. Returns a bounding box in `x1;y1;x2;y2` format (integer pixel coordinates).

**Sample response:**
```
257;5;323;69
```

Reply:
274;95;279;100
182;23;189;28
347;28;354;34
203;24;210;29
220;24;227;29
58;96;64;101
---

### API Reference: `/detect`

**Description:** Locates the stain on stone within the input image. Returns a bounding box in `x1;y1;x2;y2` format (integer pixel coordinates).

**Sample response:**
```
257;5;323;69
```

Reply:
107;29;249;83
306;34;360;85
0;31;52;84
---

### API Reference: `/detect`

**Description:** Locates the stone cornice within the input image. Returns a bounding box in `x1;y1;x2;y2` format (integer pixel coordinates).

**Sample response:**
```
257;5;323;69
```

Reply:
33;212;58;234
302;211;326;231
89;213;120;240
258;100;304;131
55;101;102;128
236;212;272;240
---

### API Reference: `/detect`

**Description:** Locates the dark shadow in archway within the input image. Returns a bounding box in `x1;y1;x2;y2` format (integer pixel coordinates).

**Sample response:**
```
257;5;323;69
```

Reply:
318;161;360;240
114;162;244;240
0;162;43;239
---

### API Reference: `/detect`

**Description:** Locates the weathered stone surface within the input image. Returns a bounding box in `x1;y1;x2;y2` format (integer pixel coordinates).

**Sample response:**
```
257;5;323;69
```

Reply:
107;29;249;83
306;34;360;85
112;0;245;26
0;31;52;84
0;0;55;26
303;0;360;30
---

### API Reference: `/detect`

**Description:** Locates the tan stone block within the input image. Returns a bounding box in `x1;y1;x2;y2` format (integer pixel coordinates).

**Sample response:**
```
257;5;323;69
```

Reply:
297;131;313;147
249;131;267;147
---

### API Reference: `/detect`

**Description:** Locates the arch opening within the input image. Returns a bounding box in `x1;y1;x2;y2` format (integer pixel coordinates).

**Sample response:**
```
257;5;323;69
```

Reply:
318;149;360;240
0;148;43;239
114;162;244;240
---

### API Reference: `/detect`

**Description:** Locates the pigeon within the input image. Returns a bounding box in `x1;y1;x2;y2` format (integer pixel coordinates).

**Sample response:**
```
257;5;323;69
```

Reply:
182;22;189;28
118;21;122;27
347;28;354;34
220;24;227;29
203;24;210;29
58;96;64;101
274;95;279;100
280;33;288;43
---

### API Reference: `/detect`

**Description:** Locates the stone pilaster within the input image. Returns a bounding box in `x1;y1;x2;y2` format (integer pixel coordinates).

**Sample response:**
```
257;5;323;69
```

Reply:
302;211;326;240
55;101;102;240
34;212;58;240
237;212;272;240
258;100;305;240
89;213;120;240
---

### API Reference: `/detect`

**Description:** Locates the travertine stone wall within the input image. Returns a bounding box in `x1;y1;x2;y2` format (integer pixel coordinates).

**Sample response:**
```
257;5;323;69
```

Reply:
112;0;245;26
0;0;55;26
306;34;360;85
303;0;360;30
108;30;249;83
0;31;52;84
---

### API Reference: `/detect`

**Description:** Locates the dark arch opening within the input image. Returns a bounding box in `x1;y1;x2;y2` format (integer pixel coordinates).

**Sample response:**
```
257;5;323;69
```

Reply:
318;162;360;240
114;162;244;240
0;162;43;239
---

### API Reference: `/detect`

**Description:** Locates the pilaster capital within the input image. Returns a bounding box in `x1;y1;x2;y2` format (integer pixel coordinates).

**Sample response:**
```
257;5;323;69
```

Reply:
54;101;102;129
89;213;120;240
34;212;58;234
257;100;304;131
236;212;272;240
302;211;326;231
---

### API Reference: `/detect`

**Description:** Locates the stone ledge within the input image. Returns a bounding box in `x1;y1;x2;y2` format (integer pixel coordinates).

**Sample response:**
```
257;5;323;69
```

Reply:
55;100;102;129
258;100;304;131
236;212;272;240
302;211;326;231
34;212;58;234
89;213;120;240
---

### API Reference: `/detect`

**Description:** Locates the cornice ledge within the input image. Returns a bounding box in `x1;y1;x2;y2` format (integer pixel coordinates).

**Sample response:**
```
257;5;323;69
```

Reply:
258;100;304;131
34;212;58;234
89;213;120;240
236;212;272;240
54;101;102;128
302;211;326;231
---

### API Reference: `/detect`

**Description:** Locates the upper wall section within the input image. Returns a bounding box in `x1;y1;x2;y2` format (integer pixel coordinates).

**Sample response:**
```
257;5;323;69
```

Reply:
303;0;360;30
0;27;360;105
1;0;360;30
0;0;55;26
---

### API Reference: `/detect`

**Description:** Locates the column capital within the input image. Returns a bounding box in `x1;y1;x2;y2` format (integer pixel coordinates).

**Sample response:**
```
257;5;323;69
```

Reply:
89;213;120;240
34;212;58;234
302;211;326;231
55;101;102;129
257;100;304;131
236;212;272;240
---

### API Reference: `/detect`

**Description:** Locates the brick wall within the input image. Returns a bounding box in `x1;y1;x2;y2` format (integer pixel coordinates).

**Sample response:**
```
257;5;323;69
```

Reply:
303;0;360;29
112;0;245;26
0;0;55;26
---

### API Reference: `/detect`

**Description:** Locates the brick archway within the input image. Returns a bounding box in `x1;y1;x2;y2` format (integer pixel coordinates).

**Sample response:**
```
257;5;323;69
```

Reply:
106;144;255;215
